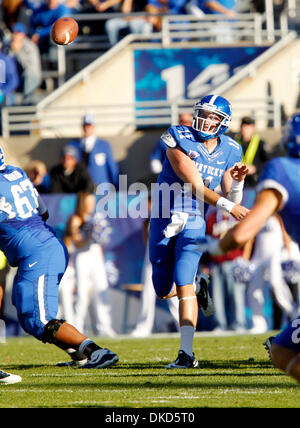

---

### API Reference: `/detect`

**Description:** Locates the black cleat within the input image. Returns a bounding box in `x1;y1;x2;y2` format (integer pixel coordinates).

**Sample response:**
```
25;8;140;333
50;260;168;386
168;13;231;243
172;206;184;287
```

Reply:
166;350;199;369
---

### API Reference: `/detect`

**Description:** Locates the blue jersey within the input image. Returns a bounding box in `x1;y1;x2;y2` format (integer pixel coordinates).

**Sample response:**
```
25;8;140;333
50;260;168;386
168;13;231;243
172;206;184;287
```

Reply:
257;157;300;246
68;138;120;189
152;125;242;218
0;165;55;266
197;0;236;14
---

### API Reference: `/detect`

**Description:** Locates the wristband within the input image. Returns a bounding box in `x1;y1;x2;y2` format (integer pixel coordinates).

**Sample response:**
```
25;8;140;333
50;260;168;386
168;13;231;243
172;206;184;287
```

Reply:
216;196;236;213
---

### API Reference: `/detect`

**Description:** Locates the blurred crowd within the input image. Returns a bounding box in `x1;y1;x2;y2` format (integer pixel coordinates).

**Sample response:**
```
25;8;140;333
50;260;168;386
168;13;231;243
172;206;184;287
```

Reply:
0;0;288;107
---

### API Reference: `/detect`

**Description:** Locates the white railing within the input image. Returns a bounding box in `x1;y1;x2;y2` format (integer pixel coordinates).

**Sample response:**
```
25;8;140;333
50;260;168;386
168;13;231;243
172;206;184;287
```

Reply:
1;98;282;139
2;1;296;137
160;13;270;45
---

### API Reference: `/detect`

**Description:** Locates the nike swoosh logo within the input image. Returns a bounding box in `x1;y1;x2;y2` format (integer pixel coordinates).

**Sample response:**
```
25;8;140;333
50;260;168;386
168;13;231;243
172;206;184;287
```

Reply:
28;262;38;268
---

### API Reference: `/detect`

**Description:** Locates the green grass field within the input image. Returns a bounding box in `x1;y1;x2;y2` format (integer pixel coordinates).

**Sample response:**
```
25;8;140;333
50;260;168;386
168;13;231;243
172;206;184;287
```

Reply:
0;332;299;408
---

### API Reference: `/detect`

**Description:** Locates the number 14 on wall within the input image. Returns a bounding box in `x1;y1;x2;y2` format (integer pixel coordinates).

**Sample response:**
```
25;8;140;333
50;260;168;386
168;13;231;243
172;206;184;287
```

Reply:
161;63;230;100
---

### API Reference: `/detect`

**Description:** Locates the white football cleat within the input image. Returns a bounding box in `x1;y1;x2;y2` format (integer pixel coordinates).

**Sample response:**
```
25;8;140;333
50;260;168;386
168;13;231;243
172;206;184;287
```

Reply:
0;370;22;384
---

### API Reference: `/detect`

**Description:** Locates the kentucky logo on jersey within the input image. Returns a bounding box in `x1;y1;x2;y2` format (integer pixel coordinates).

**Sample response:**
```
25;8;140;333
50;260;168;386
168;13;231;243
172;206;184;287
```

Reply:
196;161;224;177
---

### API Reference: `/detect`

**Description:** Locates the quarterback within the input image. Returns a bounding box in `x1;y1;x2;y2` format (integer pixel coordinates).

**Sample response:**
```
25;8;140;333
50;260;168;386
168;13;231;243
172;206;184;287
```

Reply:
149;94;249;368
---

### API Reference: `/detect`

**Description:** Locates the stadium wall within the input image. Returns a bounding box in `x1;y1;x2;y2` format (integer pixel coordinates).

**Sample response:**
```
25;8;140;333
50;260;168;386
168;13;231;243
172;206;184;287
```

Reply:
220;37;300;131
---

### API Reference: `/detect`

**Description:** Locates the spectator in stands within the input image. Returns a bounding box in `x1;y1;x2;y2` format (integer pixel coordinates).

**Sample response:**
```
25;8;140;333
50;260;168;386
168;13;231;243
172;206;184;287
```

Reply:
67;113;120;190
70;191;116;337
62;0;82;12
86;0;122;13
24;0;45;11
187;0;237;42
189;0;236;17
8;22;42;105
50;144;95;193
146;0;187;32
234;116;270;188
0;30;20;119
30;0;71;54
104;0;153;46
150;112;193;175
26;159;51;193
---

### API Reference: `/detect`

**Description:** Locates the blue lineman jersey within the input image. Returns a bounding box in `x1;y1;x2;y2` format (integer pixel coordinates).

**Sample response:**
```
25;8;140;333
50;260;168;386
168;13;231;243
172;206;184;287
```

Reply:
0;165;68;341
257;157;300;352
0;165;56;266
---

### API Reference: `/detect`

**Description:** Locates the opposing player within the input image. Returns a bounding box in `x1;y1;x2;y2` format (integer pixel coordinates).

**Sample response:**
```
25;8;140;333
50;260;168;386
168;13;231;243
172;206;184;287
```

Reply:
0;147;118;372
149;94;249;368
198;112;300;383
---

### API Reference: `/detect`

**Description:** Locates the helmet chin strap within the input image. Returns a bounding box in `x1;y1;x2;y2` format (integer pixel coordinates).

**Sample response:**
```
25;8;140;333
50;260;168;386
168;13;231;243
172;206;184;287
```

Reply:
197;131;219;141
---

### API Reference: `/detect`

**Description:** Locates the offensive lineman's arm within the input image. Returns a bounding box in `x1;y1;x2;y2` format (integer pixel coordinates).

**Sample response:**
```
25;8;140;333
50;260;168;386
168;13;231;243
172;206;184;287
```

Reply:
37;194;49;221
166;147;249;220
219;189;282;253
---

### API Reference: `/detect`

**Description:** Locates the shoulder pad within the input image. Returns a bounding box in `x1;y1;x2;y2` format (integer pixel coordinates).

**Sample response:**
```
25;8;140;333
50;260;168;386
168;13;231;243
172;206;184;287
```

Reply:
161;130;177;148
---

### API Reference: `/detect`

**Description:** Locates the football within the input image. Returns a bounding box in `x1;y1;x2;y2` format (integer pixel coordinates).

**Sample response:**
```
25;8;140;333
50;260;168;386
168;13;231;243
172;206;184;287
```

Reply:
50;17;79;46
